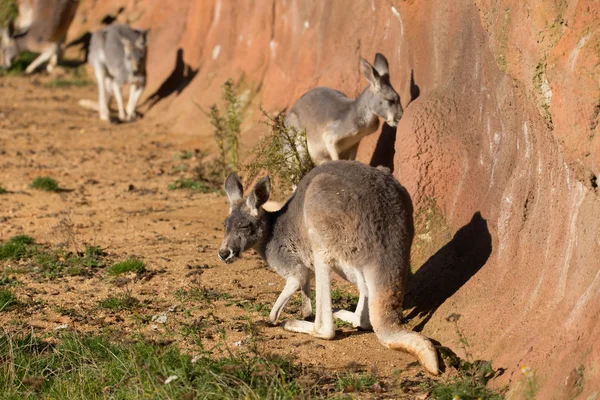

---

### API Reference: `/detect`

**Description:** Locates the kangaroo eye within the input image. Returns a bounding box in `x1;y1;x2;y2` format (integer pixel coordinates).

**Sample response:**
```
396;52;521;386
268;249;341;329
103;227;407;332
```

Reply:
238;223;251;230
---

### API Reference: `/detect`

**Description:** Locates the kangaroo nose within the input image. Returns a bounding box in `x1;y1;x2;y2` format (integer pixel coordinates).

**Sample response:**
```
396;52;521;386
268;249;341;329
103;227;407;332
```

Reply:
218;248;232;262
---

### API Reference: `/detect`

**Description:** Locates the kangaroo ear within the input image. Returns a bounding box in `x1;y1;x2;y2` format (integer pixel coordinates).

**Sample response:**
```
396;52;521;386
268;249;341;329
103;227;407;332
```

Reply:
373;53;389;77
247;176;271;216
360;58;381;89
224;172;243;207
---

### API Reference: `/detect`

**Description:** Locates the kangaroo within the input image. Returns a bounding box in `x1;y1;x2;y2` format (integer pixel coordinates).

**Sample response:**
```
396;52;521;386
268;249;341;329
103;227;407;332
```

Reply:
218;160;439;375
0;0;79;74
87;24;148;122
285;53;403;166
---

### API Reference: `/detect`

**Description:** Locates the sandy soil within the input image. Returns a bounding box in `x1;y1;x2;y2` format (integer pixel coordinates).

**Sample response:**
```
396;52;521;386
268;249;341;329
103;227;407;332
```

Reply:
0;75;441;396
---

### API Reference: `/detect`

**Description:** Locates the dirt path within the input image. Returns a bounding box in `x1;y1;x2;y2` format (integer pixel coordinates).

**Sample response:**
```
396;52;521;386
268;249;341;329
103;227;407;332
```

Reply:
0;76;440;393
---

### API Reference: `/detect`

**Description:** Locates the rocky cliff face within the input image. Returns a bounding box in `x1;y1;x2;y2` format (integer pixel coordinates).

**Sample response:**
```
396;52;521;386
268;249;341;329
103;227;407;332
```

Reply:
68;0;600;396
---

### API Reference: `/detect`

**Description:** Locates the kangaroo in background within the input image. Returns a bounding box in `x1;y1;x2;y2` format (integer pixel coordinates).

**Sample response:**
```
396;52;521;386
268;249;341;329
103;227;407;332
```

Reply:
86;24;148;122
285;53;403;166
218;161;439;375
0;0;79;74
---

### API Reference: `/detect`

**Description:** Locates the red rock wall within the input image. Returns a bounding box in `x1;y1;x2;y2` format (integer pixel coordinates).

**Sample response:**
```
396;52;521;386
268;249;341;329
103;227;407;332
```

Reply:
67;0;600;396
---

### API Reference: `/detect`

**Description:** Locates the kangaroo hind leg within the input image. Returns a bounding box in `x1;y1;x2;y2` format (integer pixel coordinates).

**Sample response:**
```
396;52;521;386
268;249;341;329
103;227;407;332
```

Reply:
333;266;372;330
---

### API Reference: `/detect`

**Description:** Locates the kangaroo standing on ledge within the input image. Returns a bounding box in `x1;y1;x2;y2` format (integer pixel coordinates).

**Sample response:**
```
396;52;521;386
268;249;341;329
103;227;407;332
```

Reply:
218;161;439;375
285;53;403;166
0;0;79;74
87;24;148;122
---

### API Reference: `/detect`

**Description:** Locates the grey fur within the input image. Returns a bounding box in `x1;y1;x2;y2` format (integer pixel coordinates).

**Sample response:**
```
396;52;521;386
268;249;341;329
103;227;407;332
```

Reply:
218;161;439;375
285;53;403;166
0;0;79;74
88;24;148;122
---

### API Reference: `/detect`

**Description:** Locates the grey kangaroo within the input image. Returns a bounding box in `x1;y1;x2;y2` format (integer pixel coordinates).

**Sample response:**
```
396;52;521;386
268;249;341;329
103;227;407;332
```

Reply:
87;24;148;122
218;161;439;375
285;53;403;166
0;0;79;74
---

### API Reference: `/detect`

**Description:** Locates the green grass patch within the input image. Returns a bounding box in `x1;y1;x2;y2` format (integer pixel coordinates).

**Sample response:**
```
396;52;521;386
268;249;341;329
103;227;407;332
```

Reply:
45;66;93;88
30;177;60;192
0;236;107;279
0;185;7;194
0;288;17;311
98;293;140;310
0;332;319;399
0;235;34;260
0;51;37;76
167;178;213;193
336;371;378;393
106;259;145;276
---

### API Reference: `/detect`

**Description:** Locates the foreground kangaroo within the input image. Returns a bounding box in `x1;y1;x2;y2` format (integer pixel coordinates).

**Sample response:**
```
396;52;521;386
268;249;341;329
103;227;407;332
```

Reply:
285;53;403;166
218;161;439;375
0;0;79;74
87;24;148;122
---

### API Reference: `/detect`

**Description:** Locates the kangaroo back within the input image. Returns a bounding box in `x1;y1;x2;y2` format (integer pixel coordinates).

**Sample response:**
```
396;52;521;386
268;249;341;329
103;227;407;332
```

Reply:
298;161;439;375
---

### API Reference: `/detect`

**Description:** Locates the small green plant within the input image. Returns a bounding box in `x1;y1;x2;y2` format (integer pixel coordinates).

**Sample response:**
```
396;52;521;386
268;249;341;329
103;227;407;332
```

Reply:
98;293;140;310
243;109;314;194
0;288;17;311
0;235;34;260
45;67;93;88
30;176;60;192
209;78;241;177
0;185;7;194
0;51;37;76
106;259;145;276
167;178;212;193
336;371;378;393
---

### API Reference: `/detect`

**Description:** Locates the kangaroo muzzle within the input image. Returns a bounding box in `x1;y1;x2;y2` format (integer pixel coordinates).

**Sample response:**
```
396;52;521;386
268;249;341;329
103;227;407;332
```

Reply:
218;248;236;264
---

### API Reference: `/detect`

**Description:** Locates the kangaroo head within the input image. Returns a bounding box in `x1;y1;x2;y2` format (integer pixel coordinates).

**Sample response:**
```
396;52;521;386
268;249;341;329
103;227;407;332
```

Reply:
0;21;19;69
360;53;403;127
219;173;271;264
120;29;148;75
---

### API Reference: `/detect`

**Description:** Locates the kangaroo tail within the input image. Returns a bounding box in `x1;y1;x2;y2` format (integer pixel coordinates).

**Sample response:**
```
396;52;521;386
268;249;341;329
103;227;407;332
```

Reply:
377;329;439;375
78;99;99;111
366;268;439;375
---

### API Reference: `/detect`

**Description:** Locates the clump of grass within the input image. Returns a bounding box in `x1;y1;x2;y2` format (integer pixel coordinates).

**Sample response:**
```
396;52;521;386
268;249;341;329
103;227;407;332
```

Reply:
0;51;37;76
167;178;212;193
0;185;7;194
98;293;139;310
0;0;17;29
0;332;320;398
0;288;17;311
0;235;34;260
30;176;60;192
34;245;107;279
243;109;314;194
336;371;378;393
0;236;107;279
45;67;93;88
106;259;145;276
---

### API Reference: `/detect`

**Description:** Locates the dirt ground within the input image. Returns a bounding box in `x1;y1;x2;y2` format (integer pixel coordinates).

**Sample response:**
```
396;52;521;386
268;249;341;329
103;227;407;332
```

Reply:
0;75;440;394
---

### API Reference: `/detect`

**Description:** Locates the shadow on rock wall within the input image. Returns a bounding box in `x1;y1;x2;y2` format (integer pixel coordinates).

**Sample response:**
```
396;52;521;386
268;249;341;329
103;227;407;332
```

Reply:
404;212;492;332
